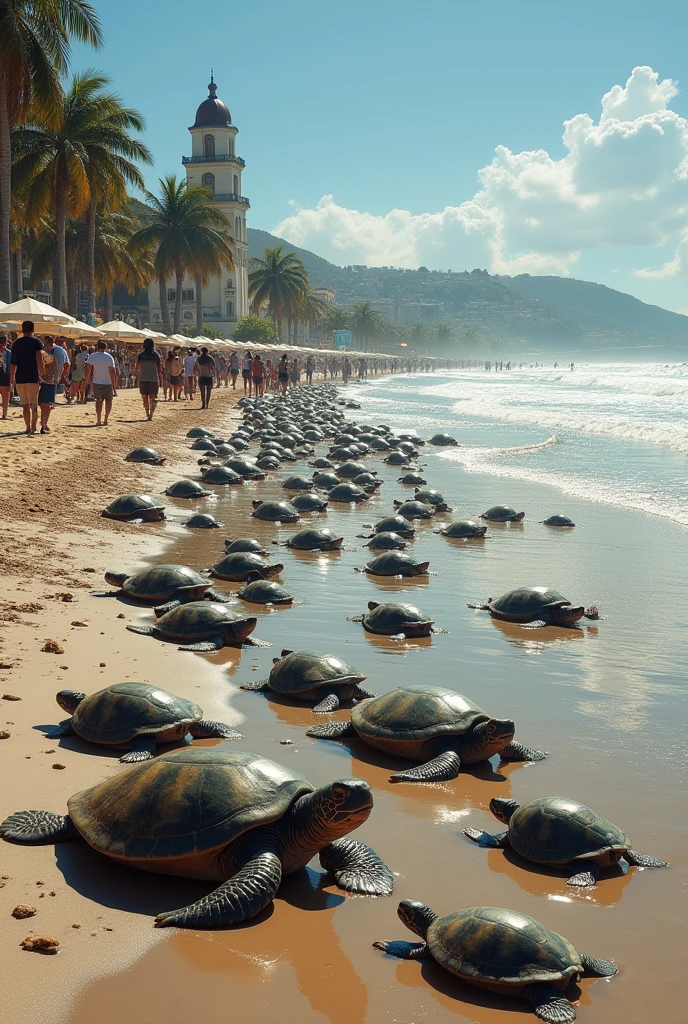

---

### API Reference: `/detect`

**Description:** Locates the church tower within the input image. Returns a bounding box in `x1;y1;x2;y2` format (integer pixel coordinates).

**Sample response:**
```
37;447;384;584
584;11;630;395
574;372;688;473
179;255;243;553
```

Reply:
147;75;249;332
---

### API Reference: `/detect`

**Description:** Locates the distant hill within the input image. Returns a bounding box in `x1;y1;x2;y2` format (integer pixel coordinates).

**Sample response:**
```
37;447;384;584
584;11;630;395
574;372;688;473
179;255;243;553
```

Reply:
247;228;350;290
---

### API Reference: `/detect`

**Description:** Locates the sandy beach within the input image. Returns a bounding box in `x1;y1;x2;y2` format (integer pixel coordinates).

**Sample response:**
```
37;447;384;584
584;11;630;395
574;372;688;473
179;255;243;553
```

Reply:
1;375;685;1024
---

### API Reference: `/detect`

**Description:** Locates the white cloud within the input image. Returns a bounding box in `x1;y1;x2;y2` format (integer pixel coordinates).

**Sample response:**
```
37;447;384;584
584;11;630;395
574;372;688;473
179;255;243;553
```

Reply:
274;67;688;278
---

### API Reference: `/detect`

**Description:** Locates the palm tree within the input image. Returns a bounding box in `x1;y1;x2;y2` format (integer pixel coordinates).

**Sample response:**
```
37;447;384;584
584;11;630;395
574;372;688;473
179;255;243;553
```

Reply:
129;175;234;334
295;289;329;342
0;0;101;301
321;304;350;339
349;301;387;351
248;245;308;335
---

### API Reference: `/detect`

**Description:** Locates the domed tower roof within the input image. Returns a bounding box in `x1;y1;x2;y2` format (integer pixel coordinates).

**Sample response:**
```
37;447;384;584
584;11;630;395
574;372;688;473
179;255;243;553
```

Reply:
193;75;231;128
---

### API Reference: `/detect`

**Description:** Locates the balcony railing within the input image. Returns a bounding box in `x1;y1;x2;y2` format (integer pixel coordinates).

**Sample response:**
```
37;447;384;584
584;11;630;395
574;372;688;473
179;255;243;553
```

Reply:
182;154;245;166
213;193;250;206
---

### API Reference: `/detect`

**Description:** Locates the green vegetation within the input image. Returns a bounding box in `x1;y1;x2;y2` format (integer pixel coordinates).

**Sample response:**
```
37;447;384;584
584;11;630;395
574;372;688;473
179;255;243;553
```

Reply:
232;314;279;343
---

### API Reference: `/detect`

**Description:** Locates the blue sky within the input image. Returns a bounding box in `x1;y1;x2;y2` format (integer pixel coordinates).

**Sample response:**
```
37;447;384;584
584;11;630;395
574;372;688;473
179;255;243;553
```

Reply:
75;0;688;310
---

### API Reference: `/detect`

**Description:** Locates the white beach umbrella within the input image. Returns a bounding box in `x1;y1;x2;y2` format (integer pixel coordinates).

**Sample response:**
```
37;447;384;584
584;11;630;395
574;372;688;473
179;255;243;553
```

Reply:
98;320;148;340
47;320;104;339
0;296;75;325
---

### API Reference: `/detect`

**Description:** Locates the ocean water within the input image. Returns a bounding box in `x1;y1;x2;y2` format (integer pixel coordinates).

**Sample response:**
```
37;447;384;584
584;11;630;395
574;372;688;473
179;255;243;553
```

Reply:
350;363;688;526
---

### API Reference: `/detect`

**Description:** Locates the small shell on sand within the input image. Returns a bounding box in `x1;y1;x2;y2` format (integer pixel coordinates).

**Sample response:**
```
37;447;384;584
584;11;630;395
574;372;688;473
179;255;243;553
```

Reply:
2;693;21;701
42;640;64;654
0;730;10;739
12;904;37;919
21;936;59;954
70;621;88;627
52;763;66;770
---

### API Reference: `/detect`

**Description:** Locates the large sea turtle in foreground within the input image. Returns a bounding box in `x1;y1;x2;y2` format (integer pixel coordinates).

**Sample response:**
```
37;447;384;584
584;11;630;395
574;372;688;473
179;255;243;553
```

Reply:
165;480;212;499
350;601;438;638
47;683;240;761
251;500;300;523
480;505;525;523
104;564;228;607
438;520;487;539
124;446;165;465
209;552;284;582
242;649;375;712
373;900;616;1023
127;601;268;650
101;494;165;522
469;587;598;628
307;686;547;782
463;795;668;886
362;552;429;577
0;748;394;928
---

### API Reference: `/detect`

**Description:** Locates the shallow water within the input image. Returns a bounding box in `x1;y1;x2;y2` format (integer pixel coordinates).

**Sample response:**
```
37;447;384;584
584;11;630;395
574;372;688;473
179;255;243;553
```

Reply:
68;376;687;1024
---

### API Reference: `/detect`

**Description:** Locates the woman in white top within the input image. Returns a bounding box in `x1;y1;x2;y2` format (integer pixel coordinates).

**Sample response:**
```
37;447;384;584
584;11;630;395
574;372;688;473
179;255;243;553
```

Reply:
242;351;253;395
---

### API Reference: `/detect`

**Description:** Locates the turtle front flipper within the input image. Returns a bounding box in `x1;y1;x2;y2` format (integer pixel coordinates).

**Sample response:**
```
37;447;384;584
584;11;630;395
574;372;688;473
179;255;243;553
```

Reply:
354;685;377;699
0;810;79;845
624;849;668;868
189;720;242;740
47;718;76;739
373;939;430;959
312;690;340;714
240;679;270;692
522;982;576;1022
120;736;157;763
389;749;461;783
178;635;224;652
154;599;181;616
242;636;272;648
500;740;549;762
566;861;600;887
319;838;394;895
306;720;356;740
126;624;155;637
154;850;283;929
463;828;509;848
204;588;233;604
578;952;617;977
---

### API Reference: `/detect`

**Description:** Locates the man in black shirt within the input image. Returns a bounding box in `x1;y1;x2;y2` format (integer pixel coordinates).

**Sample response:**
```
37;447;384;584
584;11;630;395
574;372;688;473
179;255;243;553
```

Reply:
9;321;44;436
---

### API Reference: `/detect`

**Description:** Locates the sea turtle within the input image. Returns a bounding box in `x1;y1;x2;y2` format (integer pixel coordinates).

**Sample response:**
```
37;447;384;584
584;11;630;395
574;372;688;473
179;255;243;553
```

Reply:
307;686;547;782
47;683;240;761
398;432;425;446
351;601;436;638
313;471;341;489
310;457;333;469
438;519;487;539
227;436;250;451
165;480;211;499
397;441;418;457
285;527;343;551
209;552;284;582
428;433;458;446
224;537;268;554
373;900;616;1022
190;438;218;452
336;461;368;479
242;649;375;712
126;601;267;651
353;472;382;489
541;514;576;528
281;475;314;491
329;446;356;461
370;437;391;450
371;515;414;538
125;446;165;465
413;489;452;512
291;491;329;512
185;513;221;529
393;500;435;520
256;456;281;471
101;494;166;522
363;532;407;551
186;427;215;439
104;564;228;606
480;505;525;522
225;458;265;480
200;466;243;486
363;552;429;577
251;500;300;523
385;451;410;466
328;483;369;503
398;473;427;486
237;580;294;606
0;748;393;928
463;795;668;885
469;587;598;628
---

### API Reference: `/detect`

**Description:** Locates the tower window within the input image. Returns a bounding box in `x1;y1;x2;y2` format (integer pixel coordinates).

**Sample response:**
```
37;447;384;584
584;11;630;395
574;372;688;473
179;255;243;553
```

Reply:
234;216;240;240
233;174;239;195
204;134;215;159
226;300;234;316
202;172;215;193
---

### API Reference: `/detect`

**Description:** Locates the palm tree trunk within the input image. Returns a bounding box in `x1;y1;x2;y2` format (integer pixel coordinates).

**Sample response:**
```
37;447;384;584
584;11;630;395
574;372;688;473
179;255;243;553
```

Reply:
158;275;171;335
87;195;97;323
105;288;113;322
195;271;203;333
0;76;12;302
174;265;183;333
14;241;23;300
54;178;67;311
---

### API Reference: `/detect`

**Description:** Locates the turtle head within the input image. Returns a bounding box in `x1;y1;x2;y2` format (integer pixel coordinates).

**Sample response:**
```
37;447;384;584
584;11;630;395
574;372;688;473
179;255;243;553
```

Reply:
489;797;519;824
469;718;515;758
398;899;438;939
56;689;87;714
104;571;127;588
555;603;585;626
367;601;380;611
301;778;374;844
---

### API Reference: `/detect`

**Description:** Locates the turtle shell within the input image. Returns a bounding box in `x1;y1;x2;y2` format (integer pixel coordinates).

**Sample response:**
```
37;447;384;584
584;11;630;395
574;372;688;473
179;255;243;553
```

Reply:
329;447;355;461
364;531;407;551
489;587;569;622
67;748;313;865
256;456;281;470
362;602;433;636
507;797;629;865
225;459;265;480
385;451;409;465
268;650;365;697
394;500;435;520
398;473;427;486
543;515;575;527
119;564;210;600
71;683;203;745
224;537;268;554
125;447;165;465
311;457;333;469
237;580;293;605
364;553;429;577
150;602;256;642
102;494;165;520
481;505;524;522
427;907;580;987
228;437;250;451
336;461;367;479
186;427;216;439
370;437;391;450
251;500;300;522
441;520;487;539
291;492;329;512
352;686;488;756
352;472;381;489
286;528;343;551
281;475;313;491
211;552;282;582
201;466;243;485
373;515;414;537
414;489;449;510
328;483;368;503
190;438;218;452
313;472;341;490
165;480;211;499
428;433;458;446
185;513;220;529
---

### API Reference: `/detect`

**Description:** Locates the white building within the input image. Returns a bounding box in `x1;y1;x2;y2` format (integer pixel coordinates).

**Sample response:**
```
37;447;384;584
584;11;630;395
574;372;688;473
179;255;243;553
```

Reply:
148;76;249;332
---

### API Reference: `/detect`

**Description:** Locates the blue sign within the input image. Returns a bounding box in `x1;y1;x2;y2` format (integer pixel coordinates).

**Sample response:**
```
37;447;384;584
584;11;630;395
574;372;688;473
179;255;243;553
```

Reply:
333;330;352;349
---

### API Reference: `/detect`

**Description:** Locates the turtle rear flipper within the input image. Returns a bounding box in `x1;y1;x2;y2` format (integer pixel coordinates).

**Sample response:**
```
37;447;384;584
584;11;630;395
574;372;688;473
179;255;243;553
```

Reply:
242;636;272;648
355;686;376;699
500;741;548;761
389;750;461;783
0;810;79;845
155;849;283;929
120;736;156;763
312;690;340;714
624;850;668;868
306;720;356;739
126;624;155;636
240;679;270;692
463;828;509;849
522;983;576;1023
579;953;617;977
47;718;76;739
189;720;242;740
319;838;394;895
179;635;224;653
566;861;599;887
373;939;430;959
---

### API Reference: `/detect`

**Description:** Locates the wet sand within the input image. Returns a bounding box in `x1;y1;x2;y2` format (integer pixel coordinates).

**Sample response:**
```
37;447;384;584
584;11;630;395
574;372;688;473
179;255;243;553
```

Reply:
1;379;686;1024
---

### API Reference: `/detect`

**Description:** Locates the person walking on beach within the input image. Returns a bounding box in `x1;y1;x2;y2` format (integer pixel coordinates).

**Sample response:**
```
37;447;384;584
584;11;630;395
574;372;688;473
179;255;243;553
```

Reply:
136;337;163;421
229;350;239;388
167;347;184;402
306;355;314;385
194;346;216;409
70;344;88;402
278;353;289;394
38;335;69;433
85;339;117;426
251;352;264;397
242;351;253;395
0;335;11;419
9;320;44;436
342;357;351;384
183;348;196;399
290;358;300;388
